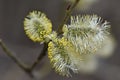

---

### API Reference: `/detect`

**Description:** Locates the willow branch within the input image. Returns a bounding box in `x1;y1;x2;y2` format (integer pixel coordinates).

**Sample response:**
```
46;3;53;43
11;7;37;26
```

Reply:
57;0;80;35
0;39;33;78
0;39;48;77
30;42;48;70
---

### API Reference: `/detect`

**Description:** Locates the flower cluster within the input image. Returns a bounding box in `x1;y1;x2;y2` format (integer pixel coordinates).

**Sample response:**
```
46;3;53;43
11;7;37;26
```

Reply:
24;11;115;77
48;37;72;76
24;11;52;42
63;15;110;55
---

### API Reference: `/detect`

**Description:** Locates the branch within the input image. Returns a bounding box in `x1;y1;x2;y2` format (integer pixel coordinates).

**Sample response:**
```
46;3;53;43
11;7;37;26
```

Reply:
0;39;48;78
0;39;33;78
30;42;48;70
57;0;80;35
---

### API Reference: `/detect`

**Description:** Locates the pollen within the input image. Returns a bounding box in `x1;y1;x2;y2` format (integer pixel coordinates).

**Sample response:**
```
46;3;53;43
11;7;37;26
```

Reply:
24;11;52;42
48;37;72;77
48;37;91;76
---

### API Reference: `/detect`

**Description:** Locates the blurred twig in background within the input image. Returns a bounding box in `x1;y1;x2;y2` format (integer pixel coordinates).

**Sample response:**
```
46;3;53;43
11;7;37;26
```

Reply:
0;39;33;78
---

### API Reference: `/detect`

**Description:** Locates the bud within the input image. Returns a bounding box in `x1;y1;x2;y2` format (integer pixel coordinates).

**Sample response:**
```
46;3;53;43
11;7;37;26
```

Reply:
24;11;52;42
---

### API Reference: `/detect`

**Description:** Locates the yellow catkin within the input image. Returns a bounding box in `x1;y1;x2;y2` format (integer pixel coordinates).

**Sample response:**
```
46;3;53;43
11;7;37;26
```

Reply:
48;37;89;76
24;11;52;42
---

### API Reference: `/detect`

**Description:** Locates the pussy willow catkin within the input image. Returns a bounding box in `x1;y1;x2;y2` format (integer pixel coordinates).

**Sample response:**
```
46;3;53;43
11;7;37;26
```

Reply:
63;15;110;55
24;11;52;42
24;11;111;77
48;15;110;76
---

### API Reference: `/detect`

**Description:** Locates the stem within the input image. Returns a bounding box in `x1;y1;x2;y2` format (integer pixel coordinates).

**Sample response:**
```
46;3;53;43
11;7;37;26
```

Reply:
0;39;33;78
30;42;48;70
57;0;80;35
0;39;48;78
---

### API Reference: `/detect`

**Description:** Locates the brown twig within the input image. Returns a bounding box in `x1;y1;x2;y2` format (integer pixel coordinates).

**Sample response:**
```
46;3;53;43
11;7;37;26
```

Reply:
30;42;48;70
57;0;80;35
0;39;34;78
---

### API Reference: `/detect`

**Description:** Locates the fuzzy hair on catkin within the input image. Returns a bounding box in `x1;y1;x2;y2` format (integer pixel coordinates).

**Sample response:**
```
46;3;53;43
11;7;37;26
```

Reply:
24;11;52;42
63;15;110;55
48;15;111;76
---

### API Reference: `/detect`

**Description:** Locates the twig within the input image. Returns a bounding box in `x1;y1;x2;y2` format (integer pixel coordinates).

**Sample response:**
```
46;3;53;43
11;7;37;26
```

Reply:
0;39;48;78
0;39;33;78
57;0;80;35
30;42;48;70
